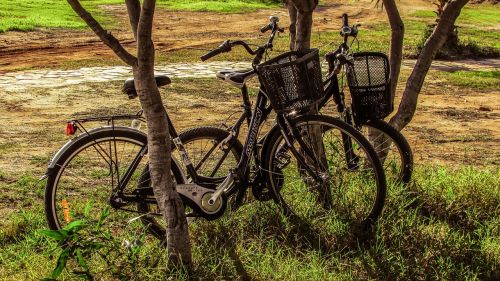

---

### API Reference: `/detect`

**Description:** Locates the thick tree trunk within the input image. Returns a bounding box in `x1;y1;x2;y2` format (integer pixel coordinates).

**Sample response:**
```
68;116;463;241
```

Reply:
389;0;469;131
286;0;317;51
135;0;192;266
294;11;313;50
67;0;192;267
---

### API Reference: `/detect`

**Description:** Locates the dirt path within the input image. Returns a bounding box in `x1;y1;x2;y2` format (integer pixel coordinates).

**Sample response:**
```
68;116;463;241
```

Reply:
0;0;430;72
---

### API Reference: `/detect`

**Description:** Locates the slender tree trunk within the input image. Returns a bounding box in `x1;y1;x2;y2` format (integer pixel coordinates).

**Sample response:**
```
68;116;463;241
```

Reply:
286;1;297;51
382;0;404;101
134;65;192;265
389;0;469;131
366;0;404;162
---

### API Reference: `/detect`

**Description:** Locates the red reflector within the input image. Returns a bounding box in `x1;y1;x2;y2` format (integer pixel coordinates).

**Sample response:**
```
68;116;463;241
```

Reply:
66;122;77;136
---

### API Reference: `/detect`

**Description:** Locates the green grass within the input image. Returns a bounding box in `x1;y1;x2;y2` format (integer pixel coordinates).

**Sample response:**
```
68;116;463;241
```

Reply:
432;70;500;90
1;165;499;280
0;0;278;33
0;0;124;33
411;4;500;51
160;0;279;12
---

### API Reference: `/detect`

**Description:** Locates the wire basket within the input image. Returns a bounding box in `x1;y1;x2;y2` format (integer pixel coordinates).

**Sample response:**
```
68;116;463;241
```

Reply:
257;49;324;113
346;52;393;121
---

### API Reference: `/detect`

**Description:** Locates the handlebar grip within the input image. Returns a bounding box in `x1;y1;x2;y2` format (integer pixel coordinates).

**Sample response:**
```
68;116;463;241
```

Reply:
200;47;224;61
342;13;348;27
342;14;349;26
260;24;271;33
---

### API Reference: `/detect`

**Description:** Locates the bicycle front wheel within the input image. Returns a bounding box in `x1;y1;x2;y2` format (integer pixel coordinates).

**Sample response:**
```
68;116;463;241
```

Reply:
261;115;386;241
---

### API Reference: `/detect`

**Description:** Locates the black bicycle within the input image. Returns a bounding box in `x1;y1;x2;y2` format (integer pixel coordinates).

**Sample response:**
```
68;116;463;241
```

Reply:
201;15;412;186
322;14;413;184
44;16;386;242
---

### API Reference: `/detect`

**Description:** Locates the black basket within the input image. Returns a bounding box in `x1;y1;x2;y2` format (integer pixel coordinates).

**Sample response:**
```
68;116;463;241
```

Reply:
257;49;324;113
346;52;393;121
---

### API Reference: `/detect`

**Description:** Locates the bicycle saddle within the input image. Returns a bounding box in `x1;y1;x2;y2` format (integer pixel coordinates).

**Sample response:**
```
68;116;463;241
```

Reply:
216;69;256;88
122;75;171;99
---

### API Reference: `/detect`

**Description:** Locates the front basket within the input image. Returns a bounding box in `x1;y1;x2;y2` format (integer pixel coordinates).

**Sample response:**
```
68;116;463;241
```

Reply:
346;52;393;121
257;49;324;113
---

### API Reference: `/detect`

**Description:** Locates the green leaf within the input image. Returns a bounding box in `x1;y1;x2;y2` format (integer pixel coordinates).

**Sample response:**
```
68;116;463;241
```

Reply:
40;229;68;241
75;248;89;271
64;220;86;232
51;248;71;279
97;206;110;229
84;202;92;218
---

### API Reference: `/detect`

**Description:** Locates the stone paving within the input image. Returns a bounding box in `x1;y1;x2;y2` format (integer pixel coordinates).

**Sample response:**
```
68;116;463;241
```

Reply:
0;59;498;91
0;61;252;91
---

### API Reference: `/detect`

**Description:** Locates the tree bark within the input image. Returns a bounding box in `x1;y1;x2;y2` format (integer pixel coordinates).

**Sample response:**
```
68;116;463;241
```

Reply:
286;2;297;50
389;0;469;131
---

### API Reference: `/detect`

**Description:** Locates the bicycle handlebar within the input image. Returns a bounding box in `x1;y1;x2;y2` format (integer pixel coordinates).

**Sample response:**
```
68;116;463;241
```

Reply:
200;40;231;61
200;16;283;65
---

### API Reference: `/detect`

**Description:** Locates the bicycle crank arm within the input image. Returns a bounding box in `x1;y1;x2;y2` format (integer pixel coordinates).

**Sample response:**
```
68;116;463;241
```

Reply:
177;183;226;220
207;172;236;205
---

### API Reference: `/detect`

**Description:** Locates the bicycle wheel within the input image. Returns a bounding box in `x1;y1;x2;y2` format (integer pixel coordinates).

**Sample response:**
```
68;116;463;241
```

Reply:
44;127;184;237
261;115;386;240
359;119;413;184
136;126;243;238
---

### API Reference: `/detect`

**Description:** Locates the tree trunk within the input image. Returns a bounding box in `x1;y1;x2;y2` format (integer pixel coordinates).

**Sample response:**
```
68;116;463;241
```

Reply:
286;1;297;50
389;0;469;131
67;0;192;267
382;0;404;101
135;0;192;266
287;0;317;51
134;65;192;265
366;0;405;163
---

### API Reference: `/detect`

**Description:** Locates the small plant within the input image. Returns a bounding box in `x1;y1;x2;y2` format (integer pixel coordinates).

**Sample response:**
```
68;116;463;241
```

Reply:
40;205;147;280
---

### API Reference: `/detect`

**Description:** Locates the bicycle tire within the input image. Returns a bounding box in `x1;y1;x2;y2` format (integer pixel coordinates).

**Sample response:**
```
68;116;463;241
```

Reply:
361;119;413;184
136;126;243;239
261;115;386;239
44;126;184;235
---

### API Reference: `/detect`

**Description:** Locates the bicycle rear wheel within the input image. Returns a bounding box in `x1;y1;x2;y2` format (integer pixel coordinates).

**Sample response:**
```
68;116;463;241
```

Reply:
360;119;413;184
44;127;184;238
262;115;386;242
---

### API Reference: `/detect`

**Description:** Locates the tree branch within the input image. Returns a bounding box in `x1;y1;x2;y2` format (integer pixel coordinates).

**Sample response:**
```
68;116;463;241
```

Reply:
66;0;137;66
125;0;141;40
389;0;469;130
